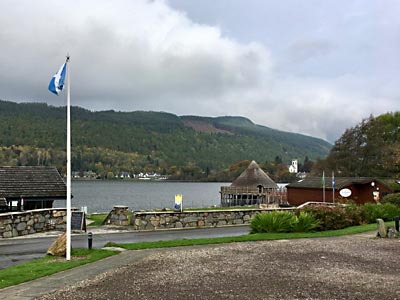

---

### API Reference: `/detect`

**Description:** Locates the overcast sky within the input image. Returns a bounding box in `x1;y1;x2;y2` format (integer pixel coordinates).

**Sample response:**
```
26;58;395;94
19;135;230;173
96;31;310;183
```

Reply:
0;0;399;142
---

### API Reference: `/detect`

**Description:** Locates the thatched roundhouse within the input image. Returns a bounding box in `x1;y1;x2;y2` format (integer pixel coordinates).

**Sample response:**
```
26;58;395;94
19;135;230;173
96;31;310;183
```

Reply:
220;160;284;207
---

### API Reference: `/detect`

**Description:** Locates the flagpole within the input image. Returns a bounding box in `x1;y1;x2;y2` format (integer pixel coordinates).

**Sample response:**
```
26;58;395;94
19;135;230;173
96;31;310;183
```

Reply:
66;55;71;261
322;170;325;203
332;171;335;203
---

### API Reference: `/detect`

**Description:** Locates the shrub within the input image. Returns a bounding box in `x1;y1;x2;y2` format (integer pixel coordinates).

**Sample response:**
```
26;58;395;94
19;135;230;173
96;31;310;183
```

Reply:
381;193;400;207
250;211;297;233
343;202;364;226
292;211;319;232
360;203;400;223
300;205;350;231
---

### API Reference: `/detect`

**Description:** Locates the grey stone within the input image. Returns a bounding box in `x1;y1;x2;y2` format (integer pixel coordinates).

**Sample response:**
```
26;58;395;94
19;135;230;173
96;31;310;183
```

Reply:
16;222;27;231
118;214;128;221
3;231;13;238
217;220;227;226
183;217;199;223
145;222;155;230
243;215;251;221
218;214;226;220
376;218;386;238
34;223;44;230
3;219;12;225
175;222;183;228
12;228;19;237
151;220;160;227
387;226;399;239
233;219;244;224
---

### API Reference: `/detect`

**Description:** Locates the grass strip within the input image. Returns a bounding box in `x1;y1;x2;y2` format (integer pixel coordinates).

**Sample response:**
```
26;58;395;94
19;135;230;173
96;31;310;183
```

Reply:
106;222;390;250
0;248;119;289
87;213;109;226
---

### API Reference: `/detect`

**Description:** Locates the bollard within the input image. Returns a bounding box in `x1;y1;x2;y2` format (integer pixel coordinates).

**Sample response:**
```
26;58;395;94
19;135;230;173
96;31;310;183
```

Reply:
395;216;399;232
88;232;93;250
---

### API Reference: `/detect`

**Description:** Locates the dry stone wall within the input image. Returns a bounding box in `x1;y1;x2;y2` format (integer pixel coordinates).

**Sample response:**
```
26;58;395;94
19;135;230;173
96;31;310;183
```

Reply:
0;208;68;238
103;205;129;226
131;209;262;230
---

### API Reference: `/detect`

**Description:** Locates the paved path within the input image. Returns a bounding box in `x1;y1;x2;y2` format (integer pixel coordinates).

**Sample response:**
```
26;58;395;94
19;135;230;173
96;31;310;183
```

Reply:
0;225;250;269
1;231;380;300
1;248;157;300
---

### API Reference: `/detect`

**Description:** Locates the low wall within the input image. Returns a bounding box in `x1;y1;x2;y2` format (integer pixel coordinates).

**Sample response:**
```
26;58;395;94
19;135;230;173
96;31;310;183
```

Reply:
103;205;129;226
131;209;263;230
0;208;69;238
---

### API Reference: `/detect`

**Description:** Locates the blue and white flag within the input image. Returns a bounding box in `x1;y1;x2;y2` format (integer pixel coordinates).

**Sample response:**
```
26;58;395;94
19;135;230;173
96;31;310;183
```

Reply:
48;61;67;95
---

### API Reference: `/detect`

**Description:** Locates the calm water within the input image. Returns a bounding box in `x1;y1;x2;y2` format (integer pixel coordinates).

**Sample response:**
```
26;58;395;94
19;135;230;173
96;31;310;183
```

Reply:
54;181;229;213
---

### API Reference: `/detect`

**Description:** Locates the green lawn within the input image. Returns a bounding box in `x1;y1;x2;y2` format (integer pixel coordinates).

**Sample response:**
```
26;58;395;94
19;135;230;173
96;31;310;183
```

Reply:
106;222;387;250
0;249;119;289
86;213;109;226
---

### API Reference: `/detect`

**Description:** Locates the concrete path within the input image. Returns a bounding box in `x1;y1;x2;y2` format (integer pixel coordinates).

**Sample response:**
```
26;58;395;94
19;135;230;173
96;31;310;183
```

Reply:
1;231;378;300
1;248;157;300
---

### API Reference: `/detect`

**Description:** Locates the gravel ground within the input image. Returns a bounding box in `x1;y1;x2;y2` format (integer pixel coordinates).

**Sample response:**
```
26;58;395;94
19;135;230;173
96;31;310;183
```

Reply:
38;235;400;300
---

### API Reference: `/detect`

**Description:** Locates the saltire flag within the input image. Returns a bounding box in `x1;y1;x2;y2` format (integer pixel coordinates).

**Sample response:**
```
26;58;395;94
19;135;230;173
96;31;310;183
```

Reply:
48;59;68;95
322;171;325;188
332;171;335;190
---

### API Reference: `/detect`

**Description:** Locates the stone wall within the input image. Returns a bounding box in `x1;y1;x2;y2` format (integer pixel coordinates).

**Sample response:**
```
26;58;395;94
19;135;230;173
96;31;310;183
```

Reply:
131;209;263;230
0;208;68;238
103;205;129;226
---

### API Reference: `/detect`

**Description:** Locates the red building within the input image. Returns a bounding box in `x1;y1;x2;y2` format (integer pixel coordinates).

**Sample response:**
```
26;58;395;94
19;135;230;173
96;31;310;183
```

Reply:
287;177;393;206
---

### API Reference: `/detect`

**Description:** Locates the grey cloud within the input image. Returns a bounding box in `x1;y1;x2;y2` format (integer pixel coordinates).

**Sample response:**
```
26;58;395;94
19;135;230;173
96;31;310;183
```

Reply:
0;0;399;144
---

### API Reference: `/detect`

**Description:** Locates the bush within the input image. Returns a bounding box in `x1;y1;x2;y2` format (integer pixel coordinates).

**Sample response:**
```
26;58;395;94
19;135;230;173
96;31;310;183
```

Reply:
250;211;319;233
300;206;350;231
251;202;400;234
292;211;320;232
343;202;365;226
381;193;400;207
250;211;297;233
360;203;400;223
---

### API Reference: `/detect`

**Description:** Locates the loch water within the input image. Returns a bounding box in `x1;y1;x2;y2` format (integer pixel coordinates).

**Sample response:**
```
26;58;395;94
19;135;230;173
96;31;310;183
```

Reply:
54;180;228;213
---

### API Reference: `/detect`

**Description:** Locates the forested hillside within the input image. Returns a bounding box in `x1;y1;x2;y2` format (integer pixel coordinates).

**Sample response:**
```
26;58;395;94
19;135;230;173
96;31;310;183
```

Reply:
313;112;400;178
0;100;331;180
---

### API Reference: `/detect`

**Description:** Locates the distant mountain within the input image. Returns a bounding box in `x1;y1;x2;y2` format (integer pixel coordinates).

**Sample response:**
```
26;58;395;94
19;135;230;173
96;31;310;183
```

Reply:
0;100;331;179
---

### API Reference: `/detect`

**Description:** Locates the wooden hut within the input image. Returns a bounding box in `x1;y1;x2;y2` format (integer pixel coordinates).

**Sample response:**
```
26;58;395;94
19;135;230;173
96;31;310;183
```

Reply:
220;160;284;207
287;177;393;206
0;166;66;211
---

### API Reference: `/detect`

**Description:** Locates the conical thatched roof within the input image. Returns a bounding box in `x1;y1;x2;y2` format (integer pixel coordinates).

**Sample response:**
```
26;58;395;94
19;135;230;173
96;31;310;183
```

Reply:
231;160;278;189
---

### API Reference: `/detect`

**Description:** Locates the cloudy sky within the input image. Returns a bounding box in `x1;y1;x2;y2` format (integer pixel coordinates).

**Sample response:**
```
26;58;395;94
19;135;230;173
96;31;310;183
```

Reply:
0;0;399;142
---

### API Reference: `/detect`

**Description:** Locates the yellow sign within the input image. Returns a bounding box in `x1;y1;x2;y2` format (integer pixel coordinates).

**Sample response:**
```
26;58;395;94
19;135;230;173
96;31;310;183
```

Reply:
174;194;183;211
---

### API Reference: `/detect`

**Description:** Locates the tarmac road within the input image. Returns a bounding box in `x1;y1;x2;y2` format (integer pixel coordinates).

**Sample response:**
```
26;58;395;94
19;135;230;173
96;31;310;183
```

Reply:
0;225;250;269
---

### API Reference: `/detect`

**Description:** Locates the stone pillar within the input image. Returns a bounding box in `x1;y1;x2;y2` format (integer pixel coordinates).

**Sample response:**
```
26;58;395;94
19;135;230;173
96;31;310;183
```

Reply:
105;205;129;226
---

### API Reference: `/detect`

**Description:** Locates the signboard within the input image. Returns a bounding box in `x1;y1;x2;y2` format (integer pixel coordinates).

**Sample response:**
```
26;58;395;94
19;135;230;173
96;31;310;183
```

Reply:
174;194;183;212
339;188;352;198
71;211;86;232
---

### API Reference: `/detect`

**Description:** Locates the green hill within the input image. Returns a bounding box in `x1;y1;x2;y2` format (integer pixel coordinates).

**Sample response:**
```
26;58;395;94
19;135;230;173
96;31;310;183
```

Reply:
0;100;331;179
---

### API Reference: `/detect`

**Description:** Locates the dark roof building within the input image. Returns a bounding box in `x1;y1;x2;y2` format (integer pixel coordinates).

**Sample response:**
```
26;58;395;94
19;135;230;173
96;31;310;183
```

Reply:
0;166;66;211
231;160;279;189
220;161;284;207
287;177;393;206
